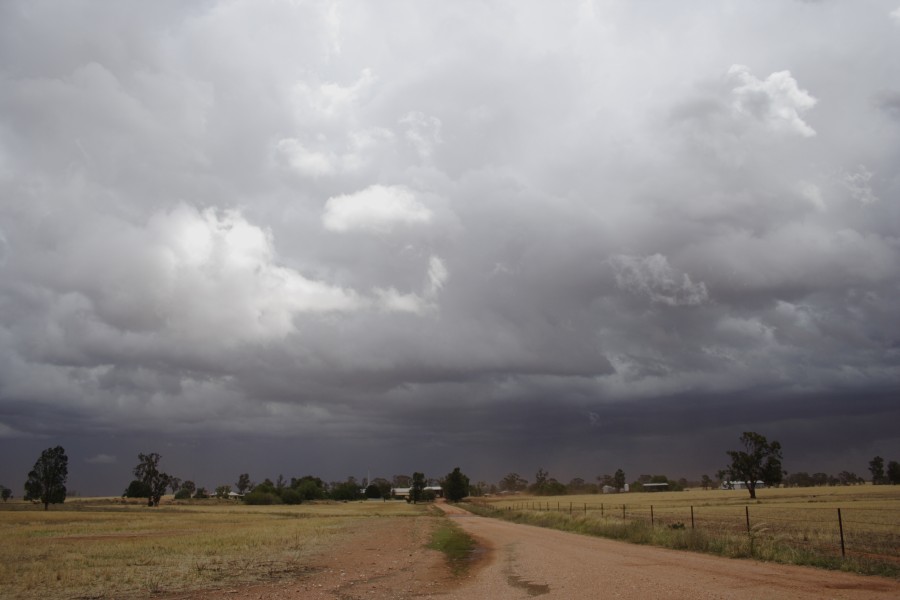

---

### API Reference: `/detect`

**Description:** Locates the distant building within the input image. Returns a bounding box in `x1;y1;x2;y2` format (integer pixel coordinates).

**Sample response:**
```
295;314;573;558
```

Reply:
642;482;669;492
391;486;443;499
601;484;630;494
721;481;765;490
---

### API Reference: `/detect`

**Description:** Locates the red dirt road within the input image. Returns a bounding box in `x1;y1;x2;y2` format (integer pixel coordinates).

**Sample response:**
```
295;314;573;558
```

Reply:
178;503;900;599
436;502;900;599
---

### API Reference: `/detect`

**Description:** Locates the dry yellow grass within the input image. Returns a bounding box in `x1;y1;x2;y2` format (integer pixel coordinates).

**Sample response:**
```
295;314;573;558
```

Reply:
0;498;429;599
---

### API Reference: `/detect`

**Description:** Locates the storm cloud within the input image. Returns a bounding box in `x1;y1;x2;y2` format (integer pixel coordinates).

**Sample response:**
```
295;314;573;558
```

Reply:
1;1;899;494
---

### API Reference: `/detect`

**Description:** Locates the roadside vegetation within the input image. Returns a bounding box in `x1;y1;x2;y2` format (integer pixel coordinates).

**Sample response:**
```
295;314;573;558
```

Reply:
428;519;477;575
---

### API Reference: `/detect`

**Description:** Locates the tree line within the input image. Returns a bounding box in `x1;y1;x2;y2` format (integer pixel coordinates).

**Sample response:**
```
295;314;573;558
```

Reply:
7;435;898;509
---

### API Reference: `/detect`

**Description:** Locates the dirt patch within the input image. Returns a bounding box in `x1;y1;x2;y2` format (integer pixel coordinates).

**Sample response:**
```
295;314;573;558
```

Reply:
168;514;468;600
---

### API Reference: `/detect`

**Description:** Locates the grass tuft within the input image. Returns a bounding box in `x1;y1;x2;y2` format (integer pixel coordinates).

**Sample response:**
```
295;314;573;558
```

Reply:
428;521;476;575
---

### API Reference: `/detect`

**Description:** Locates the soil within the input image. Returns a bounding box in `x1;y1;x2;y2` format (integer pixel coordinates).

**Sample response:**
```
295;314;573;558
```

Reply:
172;501;900;599
171;514;460;600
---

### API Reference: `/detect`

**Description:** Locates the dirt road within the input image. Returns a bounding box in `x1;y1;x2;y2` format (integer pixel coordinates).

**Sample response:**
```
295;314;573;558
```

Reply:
436;502;900;599
180;503;900;599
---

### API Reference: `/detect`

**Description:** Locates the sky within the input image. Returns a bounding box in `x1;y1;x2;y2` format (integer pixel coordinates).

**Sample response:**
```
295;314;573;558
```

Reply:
1;1;899;496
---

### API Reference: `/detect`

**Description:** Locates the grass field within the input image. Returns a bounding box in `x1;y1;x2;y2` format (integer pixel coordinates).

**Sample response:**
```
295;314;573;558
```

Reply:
4;487;897;598
467;485;900;578
0;497;430;599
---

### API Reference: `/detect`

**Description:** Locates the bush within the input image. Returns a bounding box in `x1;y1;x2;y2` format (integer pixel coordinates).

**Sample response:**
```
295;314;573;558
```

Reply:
280;489;302;505
173;488;192;500
243;490;282;505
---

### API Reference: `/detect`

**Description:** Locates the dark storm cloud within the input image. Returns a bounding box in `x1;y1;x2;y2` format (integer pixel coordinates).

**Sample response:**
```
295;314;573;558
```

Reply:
1;1;899;494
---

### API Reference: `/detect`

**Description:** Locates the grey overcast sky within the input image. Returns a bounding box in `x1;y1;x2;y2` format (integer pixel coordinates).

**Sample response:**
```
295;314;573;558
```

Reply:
1;1;899;496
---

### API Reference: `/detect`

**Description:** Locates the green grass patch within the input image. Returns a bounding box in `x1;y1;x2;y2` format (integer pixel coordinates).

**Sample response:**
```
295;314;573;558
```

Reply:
428;521;476;575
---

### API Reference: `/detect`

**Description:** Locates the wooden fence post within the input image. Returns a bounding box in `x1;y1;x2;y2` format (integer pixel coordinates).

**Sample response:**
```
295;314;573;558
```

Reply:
690;506;695;530
838;508;845;558
745;506;750;534
651;505;654;527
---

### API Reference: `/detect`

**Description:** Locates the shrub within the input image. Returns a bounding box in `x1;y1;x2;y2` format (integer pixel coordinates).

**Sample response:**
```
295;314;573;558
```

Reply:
173;488;192;500
280;489;302;505
243;490;282;505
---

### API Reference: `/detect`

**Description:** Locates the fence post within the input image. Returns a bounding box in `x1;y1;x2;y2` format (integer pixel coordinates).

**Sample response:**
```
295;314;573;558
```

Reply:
601;503;604;517
745;506;750;534
584;503;587;515
838;508;845;558
651;505;654;527
622;504;626;521
569;502;572;515
690;506;695;530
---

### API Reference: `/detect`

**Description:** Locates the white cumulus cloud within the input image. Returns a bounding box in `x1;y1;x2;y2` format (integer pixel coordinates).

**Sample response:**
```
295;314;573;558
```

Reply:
727;65;818;137
322;185;433;233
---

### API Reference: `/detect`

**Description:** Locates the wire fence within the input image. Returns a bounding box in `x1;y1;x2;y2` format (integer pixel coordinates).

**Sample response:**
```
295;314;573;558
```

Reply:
477;499;900;566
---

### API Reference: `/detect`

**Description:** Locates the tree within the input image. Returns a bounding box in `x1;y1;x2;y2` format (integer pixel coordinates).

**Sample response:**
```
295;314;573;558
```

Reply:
887;461;900;485
329;477;362;501
371;477;392;500
123;480;151;498
291;475;326;501
24;446;69;510
236;473;251;494
215;485;231;498
133;452;172;507
1;485;12;501
700;474;712;490
410;472;426;503
392;474;412;488
499;472;528;492
785;472;814;487
869;456;886;485
837;471;863;486
723;432;784;499
531;468;549;494
613;469;626;492
181;480;196;496
566;477;598;494
443;467;470;503
168;477;183;494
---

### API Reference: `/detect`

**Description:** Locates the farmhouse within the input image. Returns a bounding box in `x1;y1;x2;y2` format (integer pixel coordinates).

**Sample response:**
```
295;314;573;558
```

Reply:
641;482;669;492
391;486;443;499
